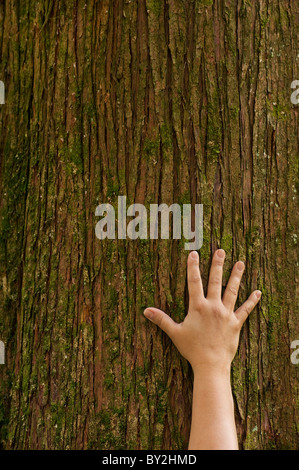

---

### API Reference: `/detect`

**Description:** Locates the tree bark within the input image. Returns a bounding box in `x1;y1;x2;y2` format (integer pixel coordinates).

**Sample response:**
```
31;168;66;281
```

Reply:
0;0;298;450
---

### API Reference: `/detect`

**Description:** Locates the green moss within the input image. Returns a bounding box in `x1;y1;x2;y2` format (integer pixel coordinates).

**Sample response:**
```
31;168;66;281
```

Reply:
106;172;120;199
197;0;213;6
221;233;233;253
160;123;172;152
206;99;222;162
143;136;159;161
146;0;162;17
104;372;115;389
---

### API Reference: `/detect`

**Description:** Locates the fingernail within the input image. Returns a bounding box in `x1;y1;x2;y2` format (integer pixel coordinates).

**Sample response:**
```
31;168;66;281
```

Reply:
255;290;262;299
190;251;198;259
216;249;225;258
237;261;245;271
144;309;155;320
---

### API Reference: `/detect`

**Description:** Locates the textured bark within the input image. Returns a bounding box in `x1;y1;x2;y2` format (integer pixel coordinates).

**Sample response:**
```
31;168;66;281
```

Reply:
0;0;298;450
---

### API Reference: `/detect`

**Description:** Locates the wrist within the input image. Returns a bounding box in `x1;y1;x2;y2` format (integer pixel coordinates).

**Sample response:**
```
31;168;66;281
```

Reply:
191;361;232;379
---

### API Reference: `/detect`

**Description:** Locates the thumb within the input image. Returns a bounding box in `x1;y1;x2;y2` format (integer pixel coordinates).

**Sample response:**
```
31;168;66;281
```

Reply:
144;307;178;339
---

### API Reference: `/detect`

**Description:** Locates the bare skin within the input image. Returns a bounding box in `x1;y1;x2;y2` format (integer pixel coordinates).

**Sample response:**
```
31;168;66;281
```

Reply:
144;249;261;450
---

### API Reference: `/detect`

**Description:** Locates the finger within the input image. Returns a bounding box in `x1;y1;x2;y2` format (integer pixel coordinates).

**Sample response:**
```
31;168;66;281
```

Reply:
222;261;245;311
207;249;225;299
144;307;179;339
187;251;204;307
235;290;262;326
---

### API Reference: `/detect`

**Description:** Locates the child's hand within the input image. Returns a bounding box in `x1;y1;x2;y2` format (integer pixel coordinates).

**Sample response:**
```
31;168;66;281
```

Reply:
144;249;261;374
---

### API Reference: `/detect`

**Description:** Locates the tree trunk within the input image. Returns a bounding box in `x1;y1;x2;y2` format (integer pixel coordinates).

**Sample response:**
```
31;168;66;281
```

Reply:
0;0;298;450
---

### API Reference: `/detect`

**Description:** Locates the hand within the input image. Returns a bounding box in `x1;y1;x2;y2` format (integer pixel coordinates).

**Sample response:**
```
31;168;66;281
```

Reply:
144;249;261;374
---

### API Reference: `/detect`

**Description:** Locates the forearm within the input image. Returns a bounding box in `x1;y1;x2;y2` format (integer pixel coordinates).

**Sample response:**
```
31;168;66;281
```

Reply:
188;365;238;450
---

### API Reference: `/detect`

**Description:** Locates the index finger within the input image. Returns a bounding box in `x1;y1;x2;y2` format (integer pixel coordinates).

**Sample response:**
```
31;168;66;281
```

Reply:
187;251;204;308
